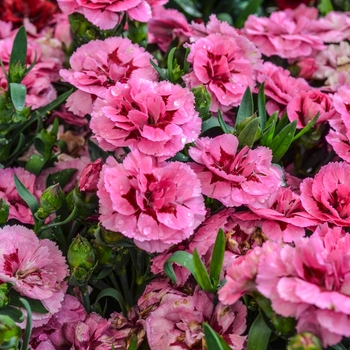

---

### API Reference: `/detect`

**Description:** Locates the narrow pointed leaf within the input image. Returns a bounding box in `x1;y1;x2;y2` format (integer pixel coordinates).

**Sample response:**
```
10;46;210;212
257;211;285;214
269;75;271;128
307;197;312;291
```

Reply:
93;288;127;316
46;168;77;189
203;323;232;350
14;174;39;215
164;251;197;284
193;248;213;292
172;0;202;17
271;121;297;162
292;112;319;142
218;110;230;134
238;118;260;148
247;312;271;350
23;51;37;79
209;229;225;288
236;87;254;126
0;306;24;323
274;113;288;135
201;116;221;134
10;83;26;111
235;0;264;28
258;83;266;130
167;47;176;83
20;298;32;350
260;112;278;146
10;26;27;67
127;335;138;350
150;59;167;81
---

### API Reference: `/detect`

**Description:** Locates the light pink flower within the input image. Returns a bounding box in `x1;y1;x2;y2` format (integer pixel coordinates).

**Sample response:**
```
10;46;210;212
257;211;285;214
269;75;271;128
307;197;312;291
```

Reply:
183;22;261;112
97;151;206;253
60;37;157;115
56;0;152;30
295;58;318;79
256;224;350;347
300;162;350;226
145;289;246;350
51;13;72;49
326;86;350;163
257;62;310;116
189;134;283;207
148;6;192;52
287;90;336;128
0;167;41;224
91;79;201;158
0;225;69;328
243;4;325;59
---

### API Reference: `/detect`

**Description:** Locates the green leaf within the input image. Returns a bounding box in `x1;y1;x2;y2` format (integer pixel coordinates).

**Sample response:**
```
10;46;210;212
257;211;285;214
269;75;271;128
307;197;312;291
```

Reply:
209;229;225;288
127;335;138;350
10;83;26;111
8;132;25;159
274;113;288;135
260;112;278;146
331;344;347;350
318;0;334;15
235;87;254;127
88;139;110;162
19;298;32;350
193;248;213;292
14;174;39;215
235;0;264;28
172;0;202;17
46;168;77;189
201;116;221;134
217;110;230;134
93;288;127;316
50;117;60;136
23;50;37;79
270;121;297;162
247;312;271;350
237;118;260;148
25;154;46;175
149;59;167;81
10;26;27;67
0;306;24;323
183;47;190;74
203;323;232;350
167;47;176;83
164;251;197;284
9;290;48;314
258;83;266;130
292;112;319;142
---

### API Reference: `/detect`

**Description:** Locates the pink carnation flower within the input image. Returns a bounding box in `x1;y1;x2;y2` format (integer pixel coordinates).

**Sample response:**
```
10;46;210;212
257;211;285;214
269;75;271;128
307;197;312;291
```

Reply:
0;167;40;224
287;89;336;128
257;62;310;116
148;6;192;52
56;0;152;30
326;86;350;163
256;224;350;347
300;162;350;227
97;151;206;253
0;225;69;328
59;37;157;115
183;21;261;112
189;134;283;207
91;79;201;158
243;4;325;59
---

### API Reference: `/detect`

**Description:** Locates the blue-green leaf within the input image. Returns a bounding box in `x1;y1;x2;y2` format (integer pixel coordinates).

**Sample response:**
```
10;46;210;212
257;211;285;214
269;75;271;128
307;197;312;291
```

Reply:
46;168;77;189
271;121;297;162
0;306;24;323
14;174;39;215
247;312;271;350
203;323;232;350
150;59;167;81
10;26;27;67
218;110;230;134
167;47;176;83
201;116;221;134
236;87;254;126
260;112;278;146
25;154;46;175
10;83;26;111
164;251;197;284
193;248;213;292
258;83;266;130
237;118;260;148
209;229;226;289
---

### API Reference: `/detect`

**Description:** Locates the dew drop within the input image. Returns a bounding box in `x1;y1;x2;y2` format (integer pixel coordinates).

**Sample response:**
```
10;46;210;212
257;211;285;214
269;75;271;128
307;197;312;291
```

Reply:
222;95;226;100
111;88;119;96
187;213;192;217
117;219;125;225
143;226;152;236
173;100;181;107
181;137;187;144
203;45;206;49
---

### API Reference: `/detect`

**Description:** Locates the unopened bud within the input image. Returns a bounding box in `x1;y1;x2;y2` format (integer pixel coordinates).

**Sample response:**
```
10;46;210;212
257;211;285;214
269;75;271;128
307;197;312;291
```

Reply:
37;184;65;219
0;199;9;224
68;235;96;270
287;332;322;350
79;158;103;193
191;85;212;120
0;315;21;350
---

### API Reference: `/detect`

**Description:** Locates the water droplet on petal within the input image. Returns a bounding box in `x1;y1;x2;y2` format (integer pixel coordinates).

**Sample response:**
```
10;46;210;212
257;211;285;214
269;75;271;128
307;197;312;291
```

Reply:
143;226;152;236
187;213;192;217
203;45;206;49
181;137;187;144
173;99;181;107
222;95;226;100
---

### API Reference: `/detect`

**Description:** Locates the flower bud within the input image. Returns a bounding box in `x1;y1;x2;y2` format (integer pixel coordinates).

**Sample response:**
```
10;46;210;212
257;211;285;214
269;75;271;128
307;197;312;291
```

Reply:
79;158;103;193
37;183;65;219
0;284;10;309
66;186;98;219
92;240;115;265
287;332;322;350
0;199;9;225
191;85;212;120
0;315;21;350
9;62;26;84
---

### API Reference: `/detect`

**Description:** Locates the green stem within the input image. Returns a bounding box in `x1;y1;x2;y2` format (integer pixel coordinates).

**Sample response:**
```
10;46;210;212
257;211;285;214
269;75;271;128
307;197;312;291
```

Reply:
119;271;133;307
38;206;78;234
80;285;91;313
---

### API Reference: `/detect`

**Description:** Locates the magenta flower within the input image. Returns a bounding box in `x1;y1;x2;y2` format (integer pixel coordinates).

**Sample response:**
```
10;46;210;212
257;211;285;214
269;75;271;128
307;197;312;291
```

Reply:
79;158;103;193
183;23;261;112
90;79;201;158
97;151;206;253
256;224;350;347
300;162;350;227
287;90;336;128
257;62;310;116
0;225;69;328
56;0;153;30
59;37;157;115
243;4;325;59
189;134;283;207
0;167;40;224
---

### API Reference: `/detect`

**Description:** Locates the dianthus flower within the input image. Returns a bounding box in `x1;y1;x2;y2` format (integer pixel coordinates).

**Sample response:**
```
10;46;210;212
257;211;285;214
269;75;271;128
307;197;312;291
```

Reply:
60;37;157;116
243;4;325;59
183;17;261;112
97;151;206;253
189;134;283;207
0;225;69;328
91;79;201;158
300;162;350;227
